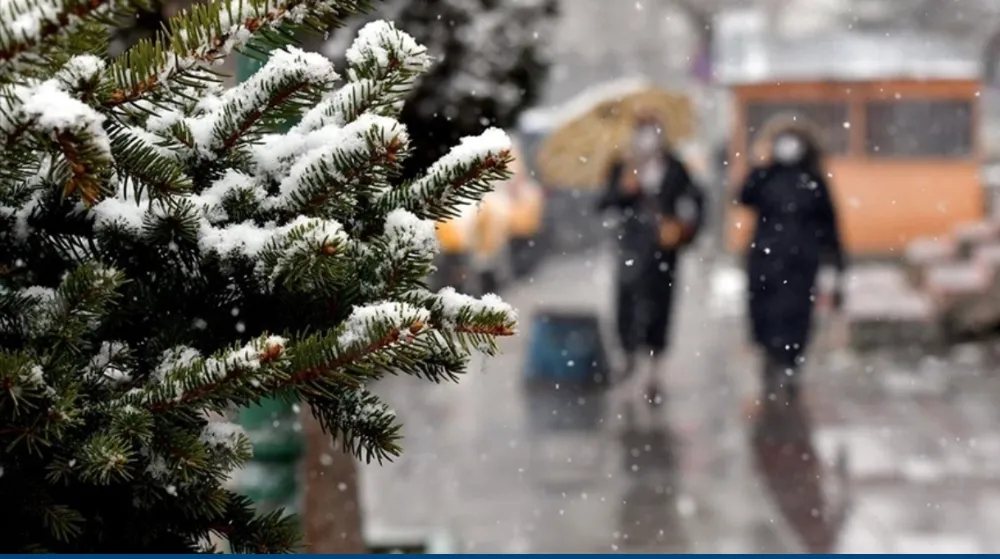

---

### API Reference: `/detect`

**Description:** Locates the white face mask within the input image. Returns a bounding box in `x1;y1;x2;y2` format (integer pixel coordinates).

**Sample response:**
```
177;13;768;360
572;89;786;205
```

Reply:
633;126;661;156
773;134;806;165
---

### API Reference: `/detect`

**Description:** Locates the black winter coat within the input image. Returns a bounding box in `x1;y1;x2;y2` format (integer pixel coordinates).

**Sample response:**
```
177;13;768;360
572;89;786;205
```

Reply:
597;152;705;353
739;159;844;367
598;153;705;274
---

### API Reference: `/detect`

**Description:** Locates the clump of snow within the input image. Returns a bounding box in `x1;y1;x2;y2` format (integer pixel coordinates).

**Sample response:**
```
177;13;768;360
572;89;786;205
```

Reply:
19;80;111;158
10;178;45;241
145;108;184;135
382;208;438;259
21;285;56;303
4;4;116;68
267;217;349;284
276;113;407;207
186;46;338;156
345;20;431;78
154;346;203;383
145;454;169;479
198;221;274;259
199;421;247;452
55;55;106;88
195;169;263;224
404;127;510;203
434;286;517;328
23;364;45;387
338;301;430;348
203;335;288;380
90;197;150;233
118;125;182;163
85;341;133;385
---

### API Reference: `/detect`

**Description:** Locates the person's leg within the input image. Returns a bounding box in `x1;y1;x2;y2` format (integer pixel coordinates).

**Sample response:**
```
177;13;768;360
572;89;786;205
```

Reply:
784;353;806;401
762;344;804;406
641;258;676;408
760;351;783;404
615;278;639;377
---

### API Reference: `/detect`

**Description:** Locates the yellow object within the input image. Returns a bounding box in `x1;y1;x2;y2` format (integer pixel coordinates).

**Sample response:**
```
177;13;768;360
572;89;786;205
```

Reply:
509;186;544;238
505;139;545;238
474;201;498;255
536;87;694;190
436;219;467;254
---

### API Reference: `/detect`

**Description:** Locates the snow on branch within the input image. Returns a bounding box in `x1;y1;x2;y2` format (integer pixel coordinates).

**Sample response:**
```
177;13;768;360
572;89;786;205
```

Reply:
382;208;438;261
0;69;112;204
345;20;430;80
254;215;350;292
140;335;290;412
105;0;368;107
272;112;408;218
0;0;118;64
185;46;338;158
139;302;431;414
380;127;512;221
425;287;517;337
296;20;430;133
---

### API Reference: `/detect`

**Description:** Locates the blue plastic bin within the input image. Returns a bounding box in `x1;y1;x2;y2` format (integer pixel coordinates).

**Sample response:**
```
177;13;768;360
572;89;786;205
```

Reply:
523;309;611;389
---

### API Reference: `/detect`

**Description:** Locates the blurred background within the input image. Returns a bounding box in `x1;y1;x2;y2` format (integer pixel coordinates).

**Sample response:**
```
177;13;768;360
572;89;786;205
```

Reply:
131;0;1000;553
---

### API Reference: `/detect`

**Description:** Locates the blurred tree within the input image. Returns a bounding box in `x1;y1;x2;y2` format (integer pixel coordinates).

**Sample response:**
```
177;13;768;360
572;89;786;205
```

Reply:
322;0;559;179
109;0;166;57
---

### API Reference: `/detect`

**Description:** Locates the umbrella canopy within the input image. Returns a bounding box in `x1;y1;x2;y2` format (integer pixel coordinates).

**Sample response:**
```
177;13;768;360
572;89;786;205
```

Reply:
535;87;695;190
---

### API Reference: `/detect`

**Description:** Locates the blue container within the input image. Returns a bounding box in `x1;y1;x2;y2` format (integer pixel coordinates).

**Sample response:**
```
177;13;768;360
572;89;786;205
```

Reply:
523;309;610;388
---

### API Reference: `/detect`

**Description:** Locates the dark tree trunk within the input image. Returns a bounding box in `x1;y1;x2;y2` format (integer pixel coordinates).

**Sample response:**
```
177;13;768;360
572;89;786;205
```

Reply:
302;407;367;554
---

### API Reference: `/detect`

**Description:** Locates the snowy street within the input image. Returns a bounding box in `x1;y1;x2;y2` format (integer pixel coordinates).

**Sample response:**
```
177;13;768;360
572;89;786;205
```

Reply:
361;246;1000;554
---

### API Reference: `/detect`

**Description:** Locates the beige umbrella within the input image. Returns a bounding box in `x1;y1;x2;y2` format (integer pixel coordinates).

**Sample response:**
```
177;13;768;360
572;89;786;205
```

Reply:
535;87;695;190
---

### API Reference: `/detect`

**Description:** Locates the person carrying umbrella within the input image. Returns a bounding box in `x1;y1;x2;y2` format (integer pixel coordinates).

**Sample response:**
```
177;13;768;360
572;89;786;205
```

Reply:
598;113;705;408
738;116;847;404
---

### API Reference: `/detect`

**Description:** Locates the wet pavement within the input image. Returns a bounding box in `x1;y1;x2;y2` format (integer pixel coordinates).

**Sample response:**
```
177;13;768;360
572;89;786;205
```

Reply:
358;245;1000;553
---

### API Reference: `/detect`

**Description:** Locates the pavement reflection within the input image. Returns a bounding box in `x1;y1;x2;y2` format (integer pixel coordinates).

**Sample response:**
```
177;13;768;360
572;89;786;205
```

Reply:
750;399;850;553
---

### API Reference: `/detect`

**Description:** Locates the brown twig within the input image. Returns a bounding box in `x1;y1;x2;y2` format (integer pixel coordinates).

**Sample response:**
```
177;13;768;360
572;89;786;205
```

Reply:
56;131;100;205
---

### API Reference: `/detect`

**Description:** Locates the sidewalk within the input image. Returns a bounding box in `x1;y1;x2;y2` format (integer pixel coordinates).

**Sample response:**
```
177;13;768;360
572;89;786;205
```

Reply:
804;342;1000;553
713;258;1000;554
359;247;799;553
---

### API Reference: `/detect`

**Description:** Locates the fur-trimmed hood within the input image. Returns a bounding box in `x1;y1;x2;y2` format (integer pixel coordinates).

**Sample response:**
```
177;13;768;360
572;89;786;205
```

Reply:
751;114;826;167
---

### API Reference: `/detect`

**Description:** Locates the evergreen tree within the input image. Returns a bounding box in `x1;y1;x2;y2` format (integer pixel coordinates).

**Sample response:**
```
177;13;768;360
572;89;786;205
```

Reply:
0;0;517;552
323;0;558;179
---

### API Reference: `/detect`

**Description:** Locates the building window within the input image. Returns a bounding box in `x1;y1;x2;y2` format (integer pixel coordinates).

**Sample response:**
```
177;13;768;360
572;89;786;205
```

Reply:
745;101;851;156
865;100;974;158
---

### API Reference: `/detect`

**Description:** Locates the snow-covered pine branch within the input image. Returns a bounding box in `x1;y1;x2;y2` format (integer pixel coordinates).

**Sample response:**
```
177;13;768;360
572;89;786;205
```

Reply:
0;67;113;203
185;47;339;159
294;19;432;133
105;0;369;108
0;0;123;65
380;126;513;221
319;0;556;180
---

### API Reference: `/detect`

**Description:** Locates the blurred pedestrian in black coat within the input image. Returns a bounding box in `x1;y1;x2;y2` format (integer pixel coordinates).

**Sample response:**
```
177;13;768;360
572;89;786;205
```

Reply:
738;119;846;402
598;114;705;407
